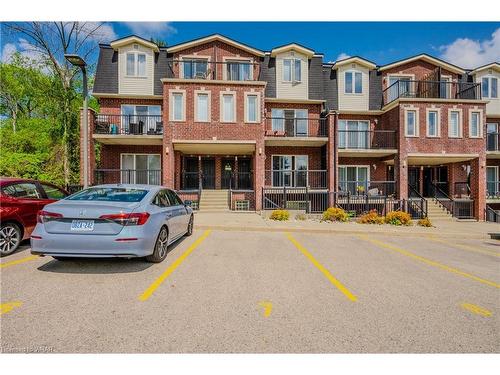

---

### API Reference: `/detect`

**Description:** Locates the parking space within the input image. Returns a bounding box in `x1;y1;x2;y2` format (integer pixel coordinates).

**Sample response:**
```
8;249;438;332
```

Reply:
1;229;499;353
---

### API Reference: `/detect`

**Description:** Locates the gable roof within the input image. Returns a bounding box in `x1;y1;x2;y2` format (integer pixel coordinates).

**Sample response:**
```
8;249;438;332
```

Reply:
469;62;500;74
109;35;160;52
167;34;265;56
379;53;465;74
270;43;315;58
332;56;377;70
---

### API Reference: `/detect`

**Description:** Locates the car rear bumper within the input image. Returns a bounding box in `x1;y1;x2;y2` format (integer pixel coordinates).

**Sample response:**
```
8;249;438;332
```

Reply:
30;225;156;258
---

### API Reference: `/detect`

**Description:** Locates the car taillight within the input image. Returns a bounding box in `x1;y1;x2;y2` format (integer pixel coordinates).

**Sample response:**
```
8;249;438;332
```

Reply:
37;210;63;223
99;212;150;226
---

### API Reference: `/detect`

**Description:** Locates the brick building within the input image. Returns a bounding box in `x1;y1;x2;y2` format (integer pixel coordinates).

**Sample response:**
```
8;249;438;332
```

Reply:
83;34;500;220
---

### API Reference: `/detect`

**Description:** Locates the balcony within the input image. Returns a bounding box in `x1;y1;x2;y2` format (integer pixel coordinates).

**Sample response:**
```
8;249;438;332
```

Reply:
337;181;396;197
264;170;327;189
264;117;328;146
94;169;162;185
383;80;481;106
168;59;261;81
487;180;500;201
487;133;500;153
93;114;163;145
338;130;397;157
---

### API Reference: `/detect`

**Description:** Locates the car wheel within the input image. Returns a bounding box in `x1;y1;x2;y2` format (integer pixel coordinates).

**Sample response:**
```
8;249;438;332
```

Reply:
185;215;194;236
146;226;169;263
0;222;22;257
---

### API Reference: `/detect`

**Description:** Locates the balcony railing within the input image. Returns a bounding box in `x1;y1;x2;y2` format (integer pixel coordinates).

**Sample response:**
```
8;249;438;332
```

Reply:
383;80;481;105
487;133;500;151
94;169;162;185
338;130;396;149
168;59;261;81
338;181;396;197
264;170;327;189
487;181;500;199
264;118;328;138
454;182;471;198
94;114;163;135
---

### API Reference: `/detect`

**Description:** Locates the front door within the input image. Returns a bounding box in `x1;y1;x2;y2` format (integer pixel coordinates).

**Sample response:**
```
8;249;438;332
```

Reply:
422;167;433;197
201;158;215;189
238;158;252;190
221;158;235;189
183;157;199;190
408;167;420;196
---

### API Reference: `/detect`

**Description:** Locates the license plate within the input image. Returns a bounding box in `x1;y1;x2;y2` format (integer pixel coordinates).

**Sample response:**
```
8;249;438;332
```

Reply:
70;220;94;231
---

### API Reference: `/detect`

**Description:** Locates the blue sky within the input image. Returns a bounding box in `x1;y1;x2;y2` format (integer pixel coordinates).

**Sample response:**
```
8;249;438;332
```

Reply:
2;22;500;69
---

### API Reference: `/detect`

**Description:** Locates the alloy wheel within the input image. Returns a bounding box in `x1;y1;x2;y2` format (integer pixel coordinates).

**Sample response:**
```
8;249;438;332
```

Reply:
157;228;168;259
0;224;21;255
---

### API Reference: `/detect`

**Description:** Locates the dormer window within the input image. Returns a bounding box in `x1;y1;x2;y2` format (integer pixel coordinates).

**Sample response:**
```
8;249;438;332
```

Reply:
345;71;362;94
482;76;498;98
283;58;301;82
126;52;146;77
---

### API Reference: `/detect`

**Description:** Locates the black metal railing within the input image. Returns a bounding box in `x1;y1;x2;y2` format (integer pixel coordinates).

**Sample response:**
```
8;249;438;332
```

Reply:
338;181;396;197
408;185;428;219
487;180;500;199
431;182;474;219
332;191;404;217
431;182;454;215
94;169;162;185
454;182;471;198
169;59;260;81
486;205;500;223
181;171;200;190
262;187;329;213
487;133;500;151
337;130;397;149
264;170;327;189
383;80;481;105
94;114;163;135
264;118;328;137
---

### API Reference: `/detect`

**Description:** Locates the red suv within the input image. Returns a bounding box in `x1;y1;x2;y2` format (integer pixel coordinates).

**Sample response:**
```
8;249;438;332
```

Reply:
0;178;69;256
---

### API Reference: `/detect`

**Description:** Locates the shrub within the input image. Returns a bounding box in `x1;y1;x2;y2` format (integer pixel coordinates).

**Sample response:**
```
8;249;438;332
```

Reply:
417;217;433;227
322;207;349;222
385;211;412;226
269;209;290;221
357;209;384;224
295;213;307;221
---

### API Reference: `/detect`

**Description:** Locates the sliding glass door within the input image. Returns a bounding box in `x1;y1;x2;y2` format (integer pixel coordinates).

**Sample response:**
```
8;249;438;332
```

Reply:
120;154;161;185
338;166;369;194
272;155;308;187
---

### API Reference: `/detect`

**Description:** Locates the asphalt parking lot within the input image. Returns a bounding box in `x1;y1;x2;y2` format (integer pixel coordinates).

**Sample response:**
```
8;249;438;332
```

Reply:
1;228;499;353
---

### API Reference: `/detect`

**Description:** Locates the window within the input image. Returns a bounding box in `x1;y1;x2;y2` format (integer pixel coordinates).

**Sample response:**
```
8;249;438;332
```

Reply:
68;187;148;202
338;166;369;195
171;92;184;121
271;155;308;187
121;105;162;134
449;110;461;138
482;76;498;98
440;77;451;98
271;108;308;136
125;52;146;77
345;71;363;94
338;120;369;148
246;94;258;123
283;58;301;82
40;183;67;200
121;154;161;185
222;94;235;122
226;61;252;81
487;167;499;197
405;110;418;137
487;123;499;151
2;183;40;199
166;190;183;206
153;190;172;207
388;76;412;101
469;111;481;137
195;93;209;122
182;59;208;79
427;110;439;137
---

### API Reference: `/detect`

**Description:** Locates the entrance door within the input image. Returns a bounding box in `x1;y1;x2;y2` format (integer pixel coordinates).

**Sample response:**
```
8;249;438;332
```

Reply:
183;157;199;189
201;158;215;189
408;167;420;196
422;167;433;197
221;158;235;189
435;166;449;195
238;158;252;190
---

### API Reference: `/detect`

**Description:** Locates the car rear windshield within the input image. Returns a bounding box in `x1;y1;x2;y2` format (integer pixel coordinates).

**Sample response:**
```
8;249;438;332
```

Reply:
67;187;148;202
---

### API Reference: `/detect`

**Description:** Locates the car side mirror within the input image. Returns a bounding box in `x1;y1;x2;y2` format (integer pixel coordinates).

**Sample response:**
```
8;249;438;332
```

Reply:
184;200;192;207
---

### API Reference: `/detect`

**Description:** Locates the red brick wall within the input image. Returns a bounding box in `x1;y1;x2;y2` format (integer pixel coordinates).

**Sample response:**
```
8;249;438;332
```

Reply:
264;102;323;136
337;158;389;182
381;59;460;87
99;145;163;169
98;98;163;115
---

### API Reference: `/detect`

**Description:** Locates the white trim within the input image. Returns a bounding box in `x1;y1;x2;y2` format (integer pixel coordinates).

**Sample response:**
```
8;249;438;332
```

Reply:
111;36;159;52
194;90;211;123
404;106;419;137
481;75;499;99
179;55;211;79
271;44;314;58
220;91;237;123
333;57;376;70
338;165;371;193
344;70;364;95
169;89;186;122
119;153;161;185
448;108;463;138
125;51;147;78
222;56;254;81
379;54;465;74
469;62;500;75
244;92;261;123
425;107;441;137
468;109;483;138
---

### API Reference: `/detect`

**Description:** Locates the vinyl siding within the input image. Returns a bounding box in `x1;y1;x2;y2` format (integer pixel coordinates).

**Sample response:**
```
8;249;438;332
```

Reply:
475;70;500;116
118;44;154;95
337;63;370;111
275;51;309;100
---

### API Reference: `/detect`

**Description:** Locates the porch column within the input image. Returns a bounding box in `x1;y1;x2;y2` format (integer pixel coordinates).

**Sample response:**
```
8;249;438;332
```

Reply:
215;157;222;189
254;141;265;211
80;108;96;186
234;156;239;190
470;156;486;220
448;164;456;197
198;156;202;189
396;156;408;200
174;151;182;190
162;142;174;188
327;112;336;207
419;166;424;196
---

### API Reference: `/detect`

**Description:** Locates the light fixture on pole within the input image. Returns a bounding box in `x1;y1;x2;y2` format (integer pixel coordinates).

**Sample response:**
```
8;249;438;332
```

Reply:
65;54;89;188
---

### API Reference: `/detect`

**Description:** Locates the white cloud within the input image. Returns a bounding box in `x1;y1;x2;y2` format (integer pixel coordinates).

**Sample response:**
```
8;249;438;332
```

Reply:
1;38;44;63
79;22;117;43
124;22;177;38
1;43;17;62
439;28;500;69
336;52;350;61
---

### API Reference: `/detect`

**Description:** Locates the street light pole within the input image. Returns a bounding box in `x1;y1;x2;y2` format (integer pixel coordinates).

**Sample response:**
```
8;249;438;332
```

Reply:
65;54;89;188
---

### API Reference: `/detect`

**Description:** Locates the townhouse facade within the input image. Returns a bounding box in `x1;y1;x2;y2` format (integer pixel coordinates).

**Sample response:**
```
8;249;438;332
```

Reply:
82;34;500;221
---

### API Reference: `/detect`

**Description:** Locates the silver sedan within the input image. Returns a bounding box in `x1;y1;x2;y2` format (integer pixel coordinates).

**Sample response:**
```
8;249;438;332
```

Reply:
30;184;194;263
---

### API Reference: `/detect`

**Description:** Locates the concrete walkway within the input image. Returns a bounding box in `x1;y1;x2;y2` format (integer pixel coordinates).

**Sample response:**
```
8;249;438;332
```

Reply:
193;211;500;239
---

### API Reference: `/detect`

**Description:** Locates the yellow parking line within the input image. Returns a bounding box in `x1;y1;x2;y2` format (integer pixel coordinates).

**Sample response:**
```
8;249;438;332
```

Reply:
461;302;492;317
0;255;39;269
358;235;500;289
138;230;211;301
286;233;357;302
0;301;22;315
427;236;500;257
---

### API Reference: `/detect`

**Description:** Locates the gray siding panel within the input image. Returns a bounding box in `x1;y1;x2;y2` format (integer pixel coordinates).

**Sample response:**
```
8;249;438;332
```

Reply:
308;56;324;100
323;67;338;111
93;46;118;94
261;56;276;98
369;70;383;110
154;50;168;95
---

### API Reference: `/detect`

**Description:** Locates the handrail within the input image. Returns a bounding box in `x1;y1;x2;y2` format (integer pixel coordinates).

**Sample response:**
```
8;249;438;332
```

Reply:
407;185;427;218
431;182;454;215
